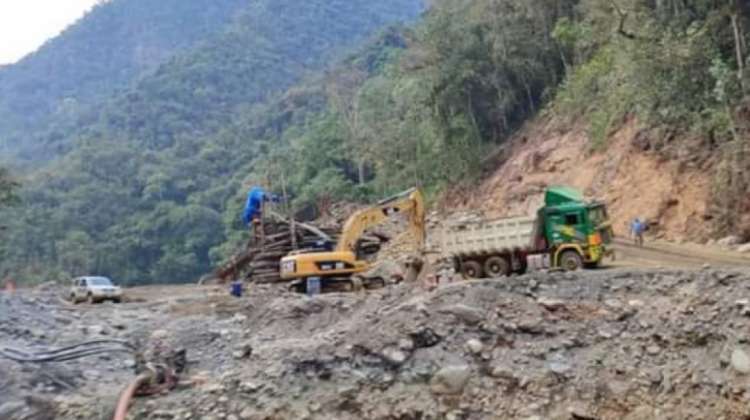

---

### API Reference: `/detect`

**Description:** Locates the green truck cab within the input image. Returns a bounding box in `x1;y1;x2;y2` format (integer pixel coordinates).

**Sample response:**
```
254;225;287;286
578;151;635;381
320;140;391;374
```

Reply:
532;187;614;271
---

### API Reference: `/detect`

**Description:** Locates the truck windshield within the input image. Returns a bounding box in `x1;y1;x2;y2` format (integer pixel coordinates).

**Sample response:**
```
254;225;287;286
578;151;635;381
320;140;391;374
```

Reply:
589;206;607;225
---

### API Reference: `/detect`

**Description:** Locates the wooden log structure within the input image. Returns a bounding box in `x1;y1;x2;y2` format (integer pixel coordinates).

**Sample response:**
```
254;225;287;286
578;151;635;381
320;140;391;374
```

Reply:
206;215;387;285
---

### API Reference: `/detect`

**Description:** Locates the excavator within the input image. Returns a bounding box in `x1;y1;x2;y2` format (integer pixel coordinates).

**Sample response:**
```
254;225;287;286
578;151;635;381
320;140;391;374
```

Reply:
280;187;426;294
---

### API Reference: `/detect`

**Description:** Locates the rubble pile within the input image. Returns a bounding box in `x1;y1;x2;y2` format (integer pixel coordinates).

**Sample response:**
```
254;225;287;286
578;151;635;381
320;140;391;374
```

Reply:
315;201;365;229
91;269;750;419
0;285;273;420
8;268;750;420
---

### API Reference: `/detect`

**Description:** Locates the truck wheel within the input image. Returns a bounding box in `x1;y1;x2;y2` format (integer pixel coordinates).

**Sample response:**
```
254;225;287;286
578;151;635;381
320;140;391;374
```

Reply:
484;257;510;278
517;259;528;275
559;251;583;272
461;261;483;279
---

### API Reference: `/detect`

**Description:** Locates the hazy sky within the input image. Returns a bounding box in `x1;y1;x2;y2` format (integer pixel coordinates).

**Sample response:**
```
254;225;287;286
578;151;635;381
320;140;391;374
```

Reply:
0;0;100;65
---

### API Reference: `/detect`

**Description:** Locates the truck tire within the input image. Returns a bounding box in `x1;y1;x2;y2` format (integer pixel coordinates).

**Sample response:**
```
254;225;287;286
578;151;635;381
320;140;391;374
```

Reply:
559;250;583;272
517;258;528;275
461;261;483;279
484;256;510;278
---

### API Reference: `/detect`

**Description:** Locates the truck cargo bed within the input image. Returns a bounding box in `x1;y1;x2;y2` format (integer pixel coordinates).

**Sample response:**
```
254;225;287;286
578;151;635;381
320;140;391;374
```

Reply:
440;216;536;257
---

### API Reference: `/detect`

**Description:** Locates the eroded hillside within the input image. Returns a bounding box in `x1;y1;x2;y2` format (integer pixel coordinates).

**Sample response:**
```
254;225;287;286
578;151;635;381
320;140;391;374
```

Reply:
444;117;713;243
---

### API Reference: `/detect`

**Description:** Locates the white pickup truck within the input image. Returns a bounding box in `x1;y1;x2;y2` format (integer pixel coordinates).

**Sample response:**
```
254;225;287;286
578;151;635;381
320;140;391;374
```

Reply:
69;276;123;304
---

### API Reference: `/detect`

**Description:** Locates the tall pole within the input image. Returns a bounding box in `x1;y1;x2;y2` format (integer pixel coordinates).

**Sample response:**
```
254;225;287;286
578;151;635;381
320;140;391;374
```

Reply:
280;170;297;250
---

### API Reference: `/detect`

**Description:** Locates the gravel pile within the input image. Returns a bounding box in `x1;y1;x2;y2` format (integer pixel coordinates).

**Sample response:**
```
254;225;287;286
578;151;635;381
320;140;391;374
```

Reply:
7;268;750;420
59;267;750;420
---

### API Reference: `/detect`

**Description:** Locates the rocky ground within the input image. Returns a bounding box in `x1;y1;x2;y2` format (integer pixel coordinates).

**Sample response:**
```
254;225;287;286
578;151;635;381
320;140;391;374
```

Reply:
6;266;750;420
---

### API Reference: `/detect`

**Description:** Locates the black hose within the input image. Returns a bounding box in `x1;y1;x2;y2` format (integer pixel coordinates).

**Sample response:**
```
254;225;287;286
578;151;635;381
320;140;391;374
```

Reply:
30;338;138;353
2;343;131;359
0;339;137;363
0;346;133;363
2;344;128;357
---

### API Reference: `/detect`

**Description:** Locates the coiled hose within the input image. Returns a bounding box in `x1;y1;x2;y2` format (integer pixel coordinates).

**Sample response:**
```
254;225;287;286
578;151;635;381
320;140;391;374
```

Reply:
1;339;175;420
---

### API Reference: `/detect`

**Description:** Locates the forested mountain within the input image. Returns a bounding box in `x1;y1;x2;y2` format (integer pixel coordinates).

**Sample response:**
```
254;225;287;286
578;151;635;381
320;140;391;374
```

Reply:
0;0;254;160
2;0;748;286
0;0;423;284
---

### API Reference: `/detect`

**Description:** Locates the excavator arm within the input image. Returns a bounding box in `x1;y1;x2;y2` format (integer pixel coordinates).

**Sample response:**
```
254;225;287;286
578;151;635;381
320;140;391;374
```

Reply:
336;187;425;253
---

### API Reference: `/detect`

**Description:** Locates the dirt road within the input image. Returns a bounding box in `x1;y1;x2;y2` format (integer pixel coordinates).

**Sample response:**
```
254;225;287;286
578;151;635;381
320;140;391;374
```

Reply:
610;238;750;269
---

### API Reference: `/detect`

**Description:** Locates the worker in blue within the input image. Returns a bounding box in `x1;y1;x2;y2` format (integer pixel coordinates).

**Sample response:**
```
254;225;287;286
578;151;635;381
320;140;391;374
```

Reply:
242;186;283;228
630;218;645;247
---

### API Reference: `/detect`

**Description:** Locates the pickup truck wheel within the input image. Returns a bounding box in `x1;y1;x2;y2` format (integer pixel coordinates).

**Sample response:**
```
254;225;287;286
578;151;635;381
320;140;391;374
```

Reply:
87;293;96;304
484;256;510;278
461;261;483;279
560;250;583;272
70;293;78;305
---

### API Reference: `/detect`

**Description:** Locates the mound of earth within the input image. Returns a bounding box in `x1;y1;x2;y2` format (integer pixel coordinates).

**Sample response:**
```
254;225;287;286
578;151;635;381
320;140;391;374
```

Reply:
5;268;745;420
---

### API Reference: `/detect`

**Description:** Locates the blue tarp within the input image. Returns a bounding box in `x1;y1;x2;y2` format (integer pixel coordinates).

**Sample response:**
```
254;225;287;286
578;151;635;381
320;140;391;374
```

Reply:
242;186;282;225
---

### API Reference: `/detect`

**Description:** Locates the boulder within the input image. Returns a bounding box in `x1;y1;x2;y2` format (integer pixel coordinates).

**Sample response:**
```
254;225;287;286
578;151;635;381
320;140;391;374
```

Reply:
430;365;471;395
731;348;750;374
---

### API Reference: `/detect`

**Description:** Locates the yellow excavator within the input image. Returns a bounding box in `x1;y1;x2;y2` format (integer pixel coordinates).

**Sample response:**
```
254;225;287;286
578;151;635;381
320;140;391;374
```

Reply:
280;187;426;293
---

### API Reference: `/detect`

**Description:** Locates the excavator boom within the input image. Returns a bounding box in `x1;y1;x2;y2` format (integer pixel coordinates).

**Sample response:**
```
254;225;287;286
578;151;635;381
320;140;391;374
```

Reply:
337;187;425;253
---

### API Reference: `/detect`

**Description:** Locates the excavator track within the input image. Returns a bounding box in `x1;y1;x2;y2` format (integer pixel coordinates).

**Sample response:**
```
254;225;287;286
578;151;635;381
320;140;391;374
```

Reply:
289;275;388;294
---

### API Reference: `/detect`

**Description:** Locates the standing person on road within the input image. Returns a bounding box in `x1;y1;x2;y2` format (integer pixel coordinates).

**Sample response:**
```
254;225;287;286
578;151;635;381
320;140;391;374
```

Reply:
630;218;644;247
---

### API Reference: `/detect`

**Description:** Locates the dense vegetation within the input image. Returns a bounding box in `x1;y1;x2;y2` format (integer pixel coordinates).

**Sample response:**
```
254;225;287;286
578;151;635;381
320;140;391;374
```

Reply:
0;0;422;285
1;0;748;285
265;0;750;232
0;0;254;163
246;0;750;248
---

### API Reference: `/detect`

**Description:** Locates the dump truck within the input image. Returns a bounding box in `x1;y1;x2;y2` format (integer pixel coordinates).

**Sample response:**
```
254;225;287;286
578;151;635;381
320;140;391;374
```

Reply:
440;187;614;278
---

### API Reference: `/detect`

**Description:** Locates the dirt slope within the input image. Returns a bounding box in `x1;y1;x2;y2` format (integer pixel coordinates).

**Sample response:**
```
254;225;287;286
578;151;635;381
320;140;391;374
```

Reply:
444;117;713;242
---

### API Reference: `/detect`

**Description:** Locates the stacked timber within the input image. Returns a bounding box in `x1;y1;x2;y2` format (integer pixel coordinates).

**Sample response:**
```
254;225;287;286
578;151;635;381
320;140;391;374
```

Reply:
249;222;339;284
208;217;389;285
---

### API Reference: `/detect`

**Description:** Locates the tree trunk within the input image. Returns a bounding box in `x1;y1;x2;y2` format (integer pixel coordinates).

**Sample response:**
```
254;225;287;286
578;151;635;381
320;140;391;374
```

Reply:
520;74;536;114
559;47;570;75
280;171;296;250
358;158;366;186
731;0;746;92
466;90;482;150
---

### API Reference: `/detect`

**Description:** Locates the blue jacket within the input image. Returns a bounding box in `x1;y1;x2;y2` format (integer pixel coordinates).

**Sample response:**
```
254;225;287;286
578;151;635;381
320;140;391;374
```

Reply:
242;187;282;225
